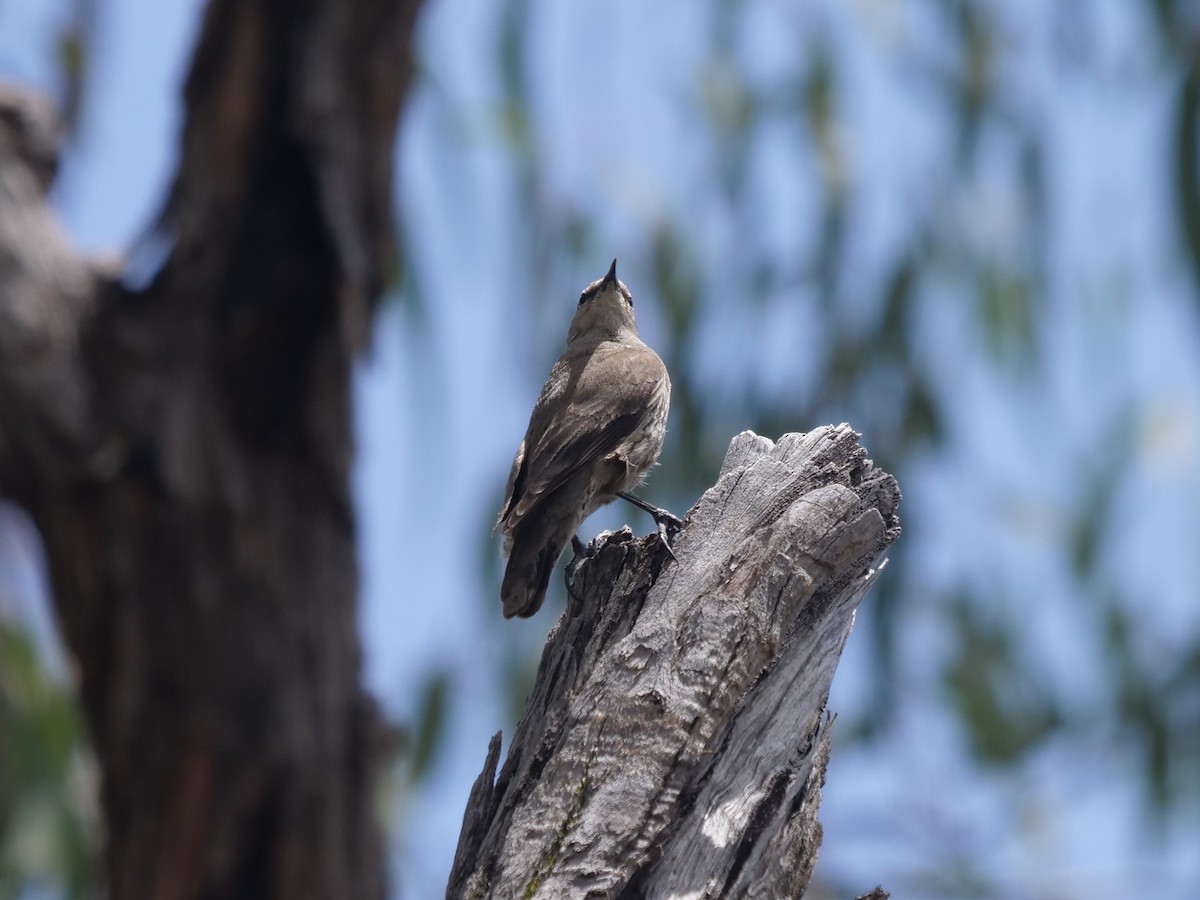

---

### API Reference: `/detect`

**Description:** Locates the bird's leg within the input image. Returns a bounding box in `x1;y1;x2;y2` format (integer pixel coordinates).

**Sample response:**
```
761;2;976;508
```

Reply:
617;491;683;559
618;491;683;532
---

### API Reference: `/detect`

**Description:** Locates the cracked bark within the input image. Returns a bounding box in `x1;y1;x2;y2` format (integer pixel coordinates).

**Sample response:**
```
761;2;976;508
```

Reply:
448;426;900;899
0;0;423;894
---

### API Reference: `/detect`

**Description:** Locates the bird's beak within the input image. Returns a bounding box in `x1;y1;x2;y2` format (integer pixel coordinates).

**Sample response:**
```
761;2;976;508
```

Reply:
601;258;618;291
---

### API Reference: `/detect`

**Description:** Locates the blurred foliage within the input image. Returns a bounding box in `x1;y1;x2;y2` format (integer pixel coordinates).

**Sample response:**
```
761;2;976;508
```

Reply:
1175;47;1200;301
5;0;1200;896
0;1;99;894
403;668;452;787
944;594;1062;767
0;624;93;899
456;0;1200;893
55;0;92;137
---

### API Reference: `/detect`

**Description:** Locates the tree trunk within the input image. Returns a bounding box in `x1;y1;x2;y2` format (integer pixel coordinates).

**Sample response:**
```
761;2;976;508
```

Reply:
448;427;900;899
0;0;423;895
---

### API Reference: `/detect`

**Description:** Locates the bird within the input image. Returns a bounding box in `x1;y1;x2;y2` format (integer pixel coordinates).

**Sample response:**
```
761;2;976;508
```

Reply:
496;259;681;619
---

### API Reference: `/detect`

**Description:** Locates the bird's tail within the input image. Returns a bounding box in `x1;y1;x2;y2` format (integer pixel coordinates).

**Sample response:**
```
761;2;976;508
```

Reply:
500;525;568;618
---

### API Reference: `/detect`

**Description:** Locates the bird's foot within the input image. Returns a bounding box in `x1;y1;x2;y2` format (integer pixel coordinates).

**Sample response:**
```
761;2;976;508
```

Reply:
617;492;683;559
655;519;678;561
655;509;685;538
565;534;590;596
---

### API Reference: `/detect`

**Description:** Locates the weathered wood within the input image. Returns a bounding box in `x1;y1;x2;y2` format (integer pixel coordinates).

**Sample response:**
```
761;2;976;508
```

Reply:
0;0;423;894
448;426;900;899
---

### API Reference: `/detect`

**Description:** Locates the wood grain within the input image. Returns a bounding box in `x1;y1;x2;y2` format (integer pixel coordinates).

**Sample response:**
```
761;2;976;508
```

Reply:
449;426;900;899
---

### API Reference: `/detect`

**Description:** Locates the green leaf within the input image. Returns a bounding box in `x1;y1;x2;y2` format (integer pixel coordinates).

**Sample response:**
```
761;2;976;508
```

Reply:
650;225;701;339
942;597;1060;766
0;624;94;896
406;671;451;785
901;375;943;445
878;254;916;361
1173;58;1200;301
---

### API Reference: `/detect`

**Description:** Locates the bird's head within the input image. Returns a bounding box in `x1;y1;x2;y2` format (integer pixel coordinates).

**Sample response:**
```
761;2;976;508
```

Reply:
567;259;638;344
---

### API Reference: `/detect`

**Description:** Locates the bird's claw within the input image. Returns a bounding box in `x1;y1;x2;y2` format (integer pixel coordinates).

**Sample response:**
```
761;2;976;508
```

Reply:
615;492;683;562
649;510;683;562
657;511;684;537
656;520;678;561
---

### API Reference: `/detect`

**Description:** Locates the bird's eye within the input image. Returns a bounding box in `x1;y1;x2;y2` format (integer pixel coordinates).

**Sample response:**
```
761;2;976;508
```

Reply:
578;293;587;306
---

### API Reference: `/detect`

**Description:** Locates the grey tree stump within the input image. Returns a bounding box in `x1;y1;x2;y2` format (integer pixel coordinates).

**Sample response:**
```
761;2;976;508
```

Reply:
449;426;901;899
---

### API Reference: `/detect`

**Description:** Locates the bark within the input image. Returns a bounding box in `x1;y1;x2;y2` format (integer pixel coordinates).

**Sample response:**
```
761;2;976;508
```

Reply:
448;426;900;899
0;0;423;895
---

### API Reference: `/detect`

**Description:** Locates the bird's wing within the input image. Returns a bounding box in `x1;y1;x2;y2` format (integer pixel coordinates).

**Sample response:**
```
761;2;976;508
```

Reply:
499;344;666;529
494;438;526;535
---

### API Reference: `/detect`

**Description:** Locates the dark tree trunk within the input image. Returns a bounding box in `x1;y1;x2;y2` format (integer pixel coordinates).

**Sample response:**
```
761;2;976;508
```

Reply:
0;0;423;895
448;427;900;899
